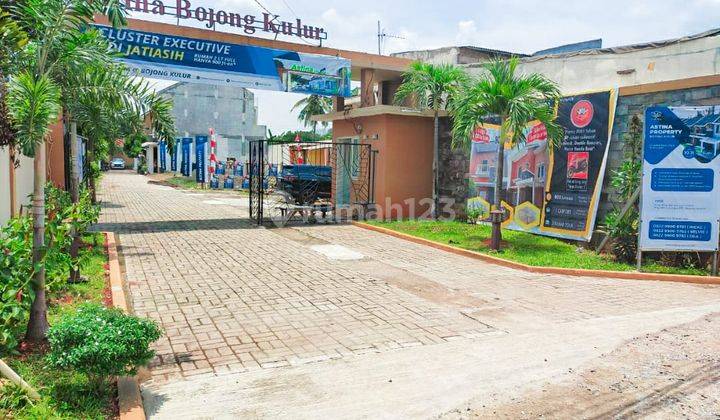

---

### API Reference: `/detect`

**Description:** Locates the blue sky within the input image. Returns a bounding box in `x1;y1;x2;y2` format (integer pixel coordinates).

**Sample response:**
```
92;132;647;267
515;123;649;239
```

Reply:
136;0;720;133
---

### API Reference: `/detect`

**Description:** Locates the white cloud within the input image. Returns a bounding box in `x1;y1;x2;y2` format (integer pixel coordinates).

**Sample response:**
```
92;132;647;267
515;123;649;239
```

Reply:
455;20;479;46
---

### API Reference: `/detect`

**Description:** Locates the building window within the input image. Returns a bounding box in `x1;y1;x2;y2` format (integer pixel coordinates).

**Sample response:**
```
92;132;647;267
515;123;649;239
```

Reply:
480;159;489;174
538;163;546;180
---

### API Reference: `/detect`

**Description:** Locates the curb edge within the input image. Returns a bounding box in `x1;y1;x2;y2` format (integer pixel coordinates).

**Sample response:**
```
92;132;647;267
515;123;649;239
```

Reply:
105;232;146;420
351;222;720;286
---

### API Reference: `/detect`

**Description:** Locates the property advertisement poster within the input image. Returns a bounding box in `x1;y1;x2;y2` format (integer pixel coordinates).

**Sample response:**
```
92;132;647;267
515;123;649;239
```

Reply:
94;25;352;97
639;106;720;251
181;137;192;177
195;135;208;183
171;138;179;172
467;89;618;242
159;140;167;173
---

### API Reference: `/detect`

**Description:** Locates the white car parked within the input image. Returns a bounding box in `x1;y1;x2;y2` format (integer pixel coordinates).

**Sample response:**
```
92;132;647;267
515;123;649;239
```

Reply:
110;158;126;170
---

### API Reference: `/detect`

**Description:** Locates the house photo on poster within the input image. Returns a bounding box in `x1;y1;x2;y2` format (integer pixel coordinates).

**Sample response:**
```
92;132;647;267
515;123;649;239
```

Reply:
639;105;720;252
467;89;618;242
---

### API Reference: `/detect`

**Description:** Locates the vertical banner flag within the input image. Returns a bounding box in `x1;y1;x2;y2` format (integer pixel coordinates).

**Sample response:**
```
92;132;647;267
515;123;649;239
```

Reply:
181;137;192;177
171;138;179;172
195;135;208;183
158;140;167;173
640;106;720;251
467;89;618;242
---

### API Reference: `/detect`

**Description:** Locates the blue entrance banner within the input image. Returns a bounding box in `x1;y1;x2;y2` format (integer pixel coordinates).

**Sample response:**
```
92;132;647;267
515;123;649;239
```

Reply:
195;135;208;183
181;137;192;177
94;25;352;97
158;140;167;173
171;138;179;172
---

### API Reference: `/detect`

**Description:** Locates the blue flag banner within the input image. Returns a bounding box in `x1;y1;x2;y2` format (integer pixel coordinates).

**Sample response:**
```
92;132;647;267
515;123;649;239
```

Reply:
195;135;208;183
171;138;179;172
158;140;167;173
94;25;352;97
181;137;192;177
640;105;720;252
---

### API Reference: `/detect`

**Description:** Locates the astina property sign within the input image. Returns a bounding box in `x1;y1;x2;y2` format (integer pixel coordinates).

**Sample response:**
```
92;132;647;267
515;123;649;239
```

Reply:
639;106;720;252
467;90;618;242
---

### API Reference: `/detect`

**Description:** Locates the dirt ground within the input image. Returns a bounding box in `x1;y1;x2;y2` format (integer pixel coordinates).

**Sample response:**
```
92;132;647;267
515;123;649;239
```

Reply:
443;313;720;419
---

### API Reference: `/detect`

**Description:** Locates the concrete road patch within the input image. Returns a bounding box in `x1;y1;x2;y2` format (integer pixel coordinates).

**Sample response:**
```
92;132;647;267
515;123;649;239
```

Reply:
309;244;365;260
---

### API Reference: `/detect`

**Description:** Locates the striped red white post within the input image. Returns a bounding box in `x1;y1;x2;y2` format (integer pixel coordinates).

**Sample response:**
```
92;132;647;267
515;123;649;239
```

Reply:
209;128;217;181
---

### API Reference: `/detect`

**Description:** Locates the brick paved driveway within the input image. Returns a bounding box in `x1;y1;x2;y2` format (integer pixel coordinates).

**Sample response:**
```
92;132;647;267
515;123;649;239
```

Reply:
97;172;720;418
98;172;491;380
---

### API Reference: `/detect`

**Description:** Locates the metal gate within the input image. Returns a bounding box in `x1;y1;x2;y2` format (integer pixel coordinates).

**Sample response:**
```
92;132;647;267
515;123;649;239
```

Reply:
248;139;375;226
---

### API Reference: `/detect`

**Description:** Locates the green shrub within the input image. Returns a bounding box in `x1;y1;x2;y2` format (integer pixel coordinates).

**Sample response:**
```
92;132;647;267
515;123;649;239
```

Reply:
466;207;482;223
604;208;639;264
0;217;35;353
603;114;642;263
47;304;161;385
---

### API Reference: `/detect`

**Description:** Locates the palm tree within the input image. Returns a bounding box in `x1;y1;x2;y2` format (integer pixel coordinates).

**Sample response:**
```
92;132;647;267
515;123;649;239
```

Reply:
61;61;175;281
5;0;127;342
67;62;176;202
291;94;332;134
394;62;468;219
450;58;563;251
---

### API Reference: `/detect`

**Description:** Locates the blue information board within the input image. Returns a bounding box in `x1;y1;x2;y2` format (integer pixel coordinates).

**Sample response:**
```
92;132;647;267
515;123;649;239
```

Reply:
171;138;179;172
195;135;208;183
640;106;720;251
181;137;192;177
158;140;167;173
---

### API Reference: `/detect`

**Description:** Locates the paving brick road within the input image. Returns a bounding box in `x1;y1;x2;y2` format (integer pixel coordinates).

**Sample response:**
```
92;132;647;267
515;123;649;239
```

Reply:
97;172;720;418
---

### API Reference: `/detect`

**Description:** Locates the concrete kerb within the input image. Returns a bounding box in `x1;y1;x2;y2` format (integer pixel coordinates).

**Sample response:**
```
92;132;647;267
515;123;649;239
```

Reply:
105;232;146;420
352;222;720;286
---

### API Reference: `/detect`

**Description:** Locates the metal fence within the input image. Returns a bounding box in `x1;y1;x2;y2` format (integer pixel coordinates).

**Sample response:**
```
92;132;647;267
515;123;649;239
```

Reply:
248;140;376;226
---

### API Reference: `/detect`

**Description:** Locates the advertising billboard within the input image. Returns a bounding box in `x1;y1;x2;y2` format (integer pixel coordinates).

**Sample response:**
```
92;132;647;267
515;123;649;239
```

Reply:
94;25;352;97
467;90;618;242
171;138;179;172
639;106;720;251
158;140;167;172
195;135;208;183
181;137;192;177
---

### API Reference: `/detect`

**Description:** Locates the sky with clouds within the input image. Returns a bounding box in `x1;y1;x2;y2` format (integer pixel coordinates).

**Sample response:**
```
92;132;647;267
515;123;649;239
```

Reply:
135;0;720;134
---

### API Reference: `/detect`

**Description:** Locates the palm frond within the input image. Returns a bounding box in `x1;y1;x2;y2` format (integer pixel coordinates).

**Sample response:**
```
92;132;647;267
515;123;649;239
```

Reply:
6;71;61;156
449;58;562;150
394;61;468;111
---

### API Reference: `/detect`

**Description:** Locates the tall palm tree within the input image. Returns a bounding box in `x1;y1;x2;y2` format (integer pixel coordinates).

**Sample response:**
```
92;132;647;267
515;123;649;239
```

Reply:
5;0;127;342
292;94;332;134
450;58;563;251
394;62;468;219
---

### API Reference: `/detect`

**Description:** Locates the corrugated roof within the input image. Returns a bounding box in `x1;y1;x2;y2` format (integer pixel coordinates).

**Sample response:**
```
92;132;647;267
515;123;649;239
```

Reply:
518;27;720;63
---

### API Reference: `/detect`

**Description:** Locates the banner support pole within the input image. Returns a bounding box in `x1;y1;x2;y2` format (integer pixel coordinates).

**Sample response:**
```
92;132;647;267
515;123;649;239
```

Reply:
712;251;718;277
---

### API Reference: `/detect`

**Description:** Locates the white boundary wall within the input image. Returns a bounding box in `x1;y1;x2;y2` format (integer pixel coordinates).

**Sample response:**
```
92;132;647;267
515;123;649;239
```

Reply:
0;147;35;224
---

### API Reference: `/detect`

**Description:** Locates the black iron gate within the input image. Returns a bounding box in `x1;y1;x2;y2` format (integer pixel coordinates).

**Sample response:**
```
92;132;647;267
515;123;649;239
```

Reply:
248;140;375;226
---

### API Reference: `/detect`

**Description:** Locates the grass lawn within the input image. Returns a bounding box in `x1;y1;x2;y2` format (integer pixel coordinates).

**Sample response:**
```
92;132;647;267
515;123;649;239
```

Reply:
165;175;203;190
1;233;117;419
166;175;248;196
366;220;709;276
